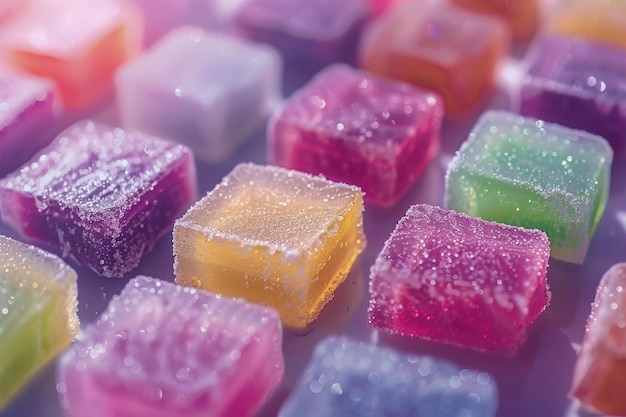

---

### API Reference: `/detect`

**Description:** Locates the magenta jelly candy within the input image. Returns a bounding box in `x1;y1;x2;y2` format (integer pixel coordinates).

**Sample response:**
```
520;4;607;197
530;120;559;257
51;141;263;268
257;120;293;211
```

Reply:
369;204;551;356
0;120;197;278
57;276;284;417
268;64;444;207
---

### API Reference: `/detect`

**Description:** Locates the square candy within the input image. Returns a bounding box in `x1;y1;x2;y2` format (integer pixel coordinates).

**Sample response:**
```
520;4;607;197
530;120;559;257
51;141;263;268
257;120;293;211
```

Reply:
268;64;443;207
519;35;626;160
445;110;613;264
57;276;284;417
369;204;551;356
173;163;366;329
548;0;626;49
451;0;539;41
116;27;281;162
231;0;368;71
572;264;626;415
0;120;197;278
359;1;509;116
0;234;78;410
0;66;54;178
1;0;141;110
279;336;498;417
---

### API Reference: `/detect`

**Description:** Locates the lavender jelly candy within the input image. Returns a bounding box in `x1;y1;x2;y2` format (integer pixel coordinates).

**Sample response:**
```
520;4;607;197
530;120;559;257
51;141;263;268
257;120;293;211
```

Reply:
268;64;443;207
520;35;626;159
0;120;197;278
279;336;497;417
116;27;281;162
231;0;368;71
0;66;54;178
57;276;284;417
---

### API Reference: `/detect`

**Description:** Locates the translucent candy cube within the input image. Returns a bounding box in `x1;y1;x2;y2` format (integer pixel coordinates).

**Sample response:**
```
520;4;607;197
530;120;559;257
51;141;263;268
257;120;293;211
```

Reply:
451;0;539;41
268;64;444;207
519;35;626;160
116;27;281;162
369;204;551;356
57;276;284;417
548;0;626;49
0;120;197;278
571;263;626;415
0;235;78;410
0;66;54;178
231;0;368;71
173;163;366;329
280;336;498;417
359;1;509;116
2;0;141;110
445;111;613;264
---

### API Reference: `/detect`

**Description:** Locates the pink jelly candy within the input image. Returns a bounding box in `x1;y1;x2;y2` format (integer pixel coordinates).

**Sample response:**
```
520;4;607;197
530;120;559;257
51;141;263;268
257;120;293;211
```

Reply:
369;204;551;355
0;120;197;278
571;263;626;415
0;65;54;178
268;64;444;207
57;276;284;417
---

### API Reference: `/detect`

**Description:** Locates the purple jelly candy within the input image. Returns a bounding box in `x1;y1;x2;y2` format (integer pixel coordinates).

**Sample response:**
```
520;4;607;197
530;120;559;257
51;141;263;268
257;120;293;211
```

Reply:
0;120;197;278
268;64;444;207
369;204;551;356
57;276;284;417
0;66;54;178
231;0;368;71
519;35;626;159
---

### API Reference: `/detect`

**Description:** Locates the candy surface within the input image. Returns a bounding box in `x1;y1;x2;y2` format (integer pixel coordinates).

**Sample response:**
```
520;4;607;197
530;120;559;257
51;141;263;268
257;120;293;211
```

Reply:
174;162;365;329
0;234;78;410
231;0;368;72
0;120;197;277
57;276;284;417
369;204;551;356
446;110;612;264
268;64;443;207
571;263;626;415
0;66;54;178
1;0;141;109
451;0;539;40
279;336;498;417
359;0;509;115
520;35;626;160
116;27;280;162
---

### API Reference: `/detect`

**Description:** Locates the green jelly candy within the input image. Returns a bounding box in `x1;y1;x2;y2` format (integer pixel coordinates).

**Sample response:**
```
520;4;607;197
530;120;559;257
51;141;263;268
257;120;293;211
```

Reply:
0;235;78;410
445;110;612;264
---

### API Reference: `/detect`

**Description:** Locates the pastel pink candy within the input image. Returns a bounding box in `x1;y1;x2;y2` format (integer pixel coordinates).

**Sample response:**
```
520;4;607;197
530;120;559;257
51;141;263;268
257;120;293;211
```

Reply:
57;276;284;417
368;204;551;356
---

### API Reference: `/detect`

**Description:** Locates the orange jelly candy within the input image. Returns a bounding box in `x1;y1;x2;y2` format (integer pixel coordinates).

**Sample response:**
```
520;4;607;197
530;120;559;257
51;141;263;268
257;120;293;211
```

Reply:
451;0;539;41
359;1;509;116
548;0;626;49
572;263;626;415
1;0;141;110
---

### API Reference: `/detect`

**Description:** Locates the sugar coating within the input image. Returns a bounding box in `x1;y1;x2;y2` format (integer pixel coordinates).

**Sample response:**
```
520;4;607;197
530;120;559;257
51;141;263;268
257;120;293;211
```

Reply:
0;234;78;410
359;1;509;115
445;110;612;264
231;0;368;70
268;64;443;207
116;27;281;162
174;162;366;329
369;204;551;356
520;35;626;160
572;263;626;415
2;0;141;109
0;120;197;278
279;336;498;417
57;276;284;417
0;65;55;178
